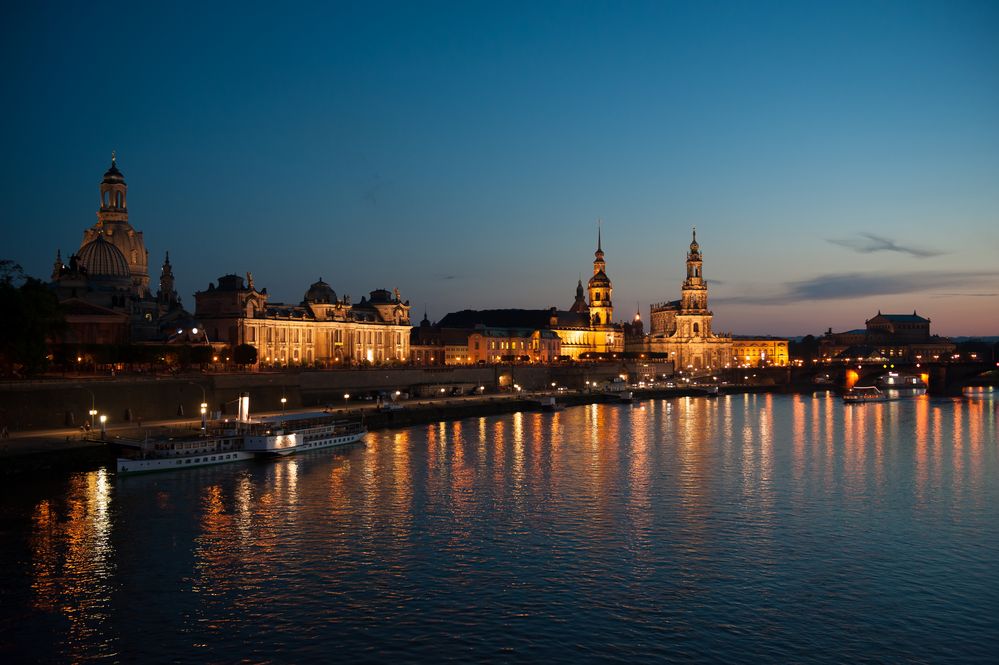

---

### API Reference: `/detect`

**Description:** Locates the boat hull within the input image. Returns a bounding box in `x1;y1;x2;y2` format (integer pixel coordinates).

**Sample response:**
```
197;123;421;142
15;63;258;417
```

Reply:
117;450;256;475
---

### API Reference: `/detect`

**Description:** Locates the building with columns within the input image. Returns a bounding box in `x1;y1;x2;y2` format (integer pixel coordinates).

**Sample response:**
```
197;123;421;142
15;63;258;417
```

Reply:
194;275;412;367
628;229;788;370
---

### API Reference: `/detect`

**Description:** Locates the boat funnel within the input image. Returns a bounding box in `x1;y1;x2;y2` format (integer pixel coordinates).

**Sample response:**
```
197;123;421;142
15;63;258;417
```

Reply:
237;393;251;423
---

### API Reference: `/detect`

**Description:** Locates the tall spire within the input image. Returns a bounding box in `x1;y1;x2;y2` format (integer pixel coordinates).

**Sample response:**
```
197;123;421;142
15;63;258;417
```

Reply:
593;220;605;270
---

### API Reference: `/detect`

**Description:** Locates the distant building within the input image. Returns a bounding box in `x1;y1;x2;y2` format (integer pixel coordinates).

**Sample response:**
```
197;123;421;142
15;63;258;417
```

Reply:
414;231;624;363
627;229;788;370
194;275;411;366
49;156;195;346
819;311;954;362
414;310;563;365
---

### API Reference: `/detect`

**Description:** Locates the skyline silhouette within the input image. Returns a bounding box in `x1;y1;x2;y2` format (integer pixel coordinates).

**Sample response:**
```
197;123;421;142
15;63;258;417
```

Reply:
3;1;997;335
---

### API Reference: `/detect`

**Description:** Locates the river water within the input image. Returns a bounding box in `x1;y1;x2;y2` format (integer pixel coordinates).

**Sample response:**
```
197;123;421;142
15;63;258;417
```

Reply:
2;392;997;663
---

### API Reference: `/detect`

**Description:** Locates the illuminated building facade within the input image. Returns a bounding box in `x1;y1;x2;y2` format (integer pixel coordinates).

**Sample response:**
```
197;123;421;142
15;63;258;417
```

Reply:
194;276;411;366
551;229;624;358
629;229;788;370
819;311;954;362
412;231;623;363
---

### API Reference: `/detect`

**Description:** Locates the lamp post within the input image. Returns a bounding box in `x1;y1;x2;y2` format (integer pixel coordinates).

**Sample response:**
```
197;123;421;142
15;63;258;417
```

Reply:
188;382;207;429
99;414;107;438
84;389;97;432
343;393;350;411
280;396;287;417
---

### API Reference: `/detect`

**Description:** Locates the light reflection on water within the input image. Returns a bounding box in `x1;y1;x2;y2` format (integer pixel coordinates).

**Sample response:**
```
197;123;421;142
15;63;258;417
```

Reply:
2;393;998;663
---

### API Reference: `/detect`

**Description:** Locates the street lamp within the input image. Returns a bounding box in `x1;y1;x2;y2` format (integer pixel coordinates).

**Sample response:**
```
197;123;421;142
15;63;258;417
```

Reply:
99;414;107;438
343;393;350;410
200;402;208;432
280;396;287;417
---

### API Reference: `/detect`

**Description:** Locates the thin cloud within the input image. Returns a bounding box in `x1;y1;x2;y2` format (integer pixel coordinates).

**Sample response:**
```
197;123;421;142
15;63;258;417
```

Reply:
827;232;944;258
714;270;999;305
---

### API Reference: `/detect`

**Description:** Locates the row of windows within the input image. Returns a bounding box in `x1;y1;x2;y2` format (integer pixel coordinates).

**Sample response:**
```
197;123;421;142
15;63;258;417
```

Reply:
246;326;405;346
176;453;238;465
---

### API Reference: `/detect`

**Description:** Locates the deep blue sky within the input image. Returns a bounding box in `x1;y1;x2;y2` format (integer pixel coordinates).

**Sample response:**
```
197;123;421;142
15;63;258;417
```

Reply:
3;1;997;335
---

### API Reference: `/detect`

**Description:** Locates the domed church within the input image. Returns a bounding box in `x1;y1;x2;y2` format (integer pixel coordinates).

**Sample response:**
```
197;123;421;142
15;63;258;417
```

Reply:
50;155;195;345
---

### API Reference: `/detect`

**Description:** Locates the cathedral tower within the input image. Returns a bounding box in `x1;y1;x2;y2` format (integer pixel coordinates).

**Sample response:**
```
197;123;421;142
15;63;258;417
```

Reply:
677;227;712;337
158;251;179;310
81;154;150;296
587;227;613;326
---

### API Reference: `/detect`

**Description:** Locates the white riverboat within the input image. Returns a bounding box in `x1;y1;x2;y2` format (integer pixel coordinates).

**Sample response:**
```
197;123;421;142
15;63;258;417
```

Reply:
115;405;366;474
115;430;254;474
243;412;367;456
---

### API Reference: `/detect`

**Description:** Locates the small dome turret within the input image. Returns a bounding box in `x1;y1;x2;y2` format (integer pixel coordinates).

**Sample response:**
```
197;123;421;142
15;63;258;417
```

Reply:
102;152;125;185
304;278;337;304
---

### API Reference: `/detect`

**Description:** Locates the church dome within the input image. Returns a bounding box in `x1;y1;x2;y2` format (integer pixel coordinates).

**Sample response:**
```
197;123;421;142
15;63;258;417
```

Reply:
78;235;130;278
304;278;336;304
102;157;125;184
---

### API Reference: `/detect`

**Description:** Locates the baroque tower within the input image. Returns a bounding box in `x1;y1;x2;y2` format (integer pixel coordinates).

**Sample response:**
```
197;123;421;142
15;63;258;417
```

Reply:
569;278;588;314
158;251;179;310
676;228;712;337
81;153;150;296
587;227;613;326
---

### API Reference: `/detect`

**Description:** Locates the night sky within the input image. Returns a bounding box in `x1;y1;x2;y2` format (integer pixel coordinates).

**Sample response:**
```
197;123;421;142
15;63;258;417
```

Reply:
3;1;997;336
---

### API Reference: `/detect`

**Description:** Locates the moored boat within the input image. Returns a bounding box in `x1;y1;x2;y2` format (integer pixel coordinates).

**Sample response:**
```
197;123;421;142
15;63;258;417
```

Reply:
115;430;253;474
843;385;887;403
116;402;366;474
243;412;366;456
537;396;565;412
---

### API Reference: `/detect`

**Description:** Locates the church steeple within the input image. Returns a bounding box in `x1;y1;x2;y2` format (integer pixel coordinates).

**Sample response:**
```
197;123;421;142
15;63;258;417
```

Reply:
685;226;704;285
681;226;709;315
587;224;613;326
569;278;588;314
51;249;64;280
593;224;606;275
158;251;178;308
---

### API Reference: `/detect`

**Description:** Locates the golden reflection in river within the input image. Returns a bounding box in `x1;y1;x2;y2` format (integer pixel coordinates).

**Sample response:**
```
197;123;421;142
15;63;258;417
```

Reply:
29;469;116;660
192;484;235;599
966;399;985;498
913;395;930;506
511;411;526;504
931;405;944;501
951;402;964;491
791;395;806;489
491;419;506;489
626;403;652;565
675;397;711;524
